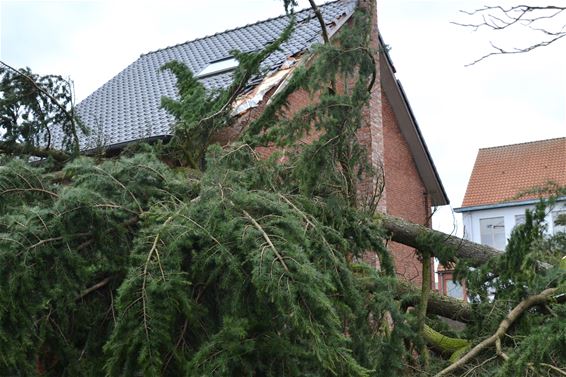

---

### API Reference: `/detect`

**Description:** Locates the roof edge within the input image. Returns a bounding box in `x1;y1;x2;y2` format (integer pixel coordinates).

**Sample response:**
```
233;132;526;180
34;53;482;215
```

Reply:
455;196;566;213
478;136;566;152
378;34;449;207
140;0;346;58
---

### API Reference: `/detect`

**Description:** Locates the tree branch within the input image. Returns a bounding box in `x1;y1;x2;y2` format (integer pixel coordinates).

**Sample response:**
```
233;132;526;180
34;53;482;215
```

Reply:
452;5;566;65
308;0;330;44
465;34;566;66
242;209;290;273
366;274;474;323
307;0;337;95
376;212;500;266
423;324;469;354
435;287;558;376
0;60;82;154
76;277;112;300
417;252;432;368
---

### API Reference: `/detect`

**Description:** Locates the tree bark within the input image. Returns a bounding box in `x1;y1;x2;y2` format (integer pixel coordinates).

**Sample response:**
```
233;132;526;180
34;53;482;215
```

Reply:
308;0;330;44
397;279;473;323
423;324;469;354
417;253;432;367
376;212;500;266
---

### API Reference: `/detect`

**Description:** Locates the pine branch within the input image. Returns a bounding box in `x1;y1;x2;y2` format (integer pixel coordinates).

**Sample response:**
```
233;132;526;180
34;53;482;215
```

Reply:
308;0;336;94
242;209;290;273
141;220;171;341
0;60;82;154
92;166;143;213
536;363;566;376
1;187;59;199
308;0;330;44
76;277;112;300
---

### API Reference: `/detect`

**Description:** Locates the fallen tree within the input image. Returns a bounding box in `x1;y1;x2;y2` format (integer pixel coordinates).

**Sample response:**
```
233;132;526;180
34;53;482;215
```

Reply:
1;1;565;376
377;212;500;266
2;146;563;376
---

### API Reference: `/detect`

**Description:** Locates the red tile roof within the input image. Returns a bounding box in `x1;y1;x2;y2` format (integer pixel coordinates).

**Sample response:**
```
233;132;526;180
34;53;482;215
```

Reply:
461;137;566;208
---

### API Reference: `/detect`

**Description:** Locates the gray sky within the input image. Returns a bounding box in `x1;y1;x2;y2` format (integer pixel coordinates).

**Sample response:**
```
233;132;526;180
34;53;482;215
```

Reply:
1;0;565;235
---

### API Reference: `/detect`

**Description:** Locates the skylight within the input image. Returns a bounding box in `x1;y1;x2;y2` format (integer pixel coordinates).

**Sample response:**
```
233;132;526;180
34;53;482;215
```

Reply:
197;57;239;78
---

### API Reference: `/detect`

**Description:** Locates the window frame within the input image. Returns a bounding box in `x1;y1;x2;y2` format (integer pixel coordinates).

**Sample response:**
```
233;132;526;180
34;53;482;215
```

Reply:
479;216;506;250
196;57;239;79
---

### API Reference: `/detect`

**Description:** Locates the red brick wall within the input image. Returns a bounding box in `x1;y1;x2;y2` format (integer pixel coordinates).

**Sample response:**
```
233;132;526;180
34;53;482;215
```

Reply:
382;89;432;286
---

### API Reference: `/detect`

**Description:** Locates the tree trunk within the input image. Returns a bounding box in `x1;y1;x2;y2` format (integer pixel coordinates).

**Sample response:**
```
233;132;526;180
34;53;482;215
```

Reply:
0;141;69;162
396;279;473;323
376;212;500;266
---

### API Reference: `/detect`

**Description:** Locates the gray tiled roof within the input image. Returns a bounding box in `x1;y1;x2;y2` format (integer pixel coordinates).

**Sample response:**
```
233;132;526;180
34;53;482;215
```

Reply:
75;0;356;150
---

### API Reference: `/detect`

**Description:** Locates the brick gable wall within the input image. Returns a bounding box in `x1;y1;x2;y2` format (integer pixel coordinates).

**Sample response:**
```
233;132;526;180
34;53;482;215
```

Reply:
382;89;432;286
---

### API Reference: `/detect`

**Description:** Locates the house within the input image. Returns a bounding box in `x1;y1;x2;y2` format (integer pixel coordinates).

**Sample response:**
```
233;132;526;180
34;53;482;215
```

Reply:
455;137;566;250
72;0;449;285
439;137;565;299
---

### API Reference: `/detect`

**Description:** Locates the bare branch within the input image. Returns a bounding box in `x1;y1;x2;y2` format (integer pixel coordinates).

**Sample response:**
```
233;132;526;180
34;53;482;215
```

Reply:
308;0;330;44
465;33;566;66
452;4;566;65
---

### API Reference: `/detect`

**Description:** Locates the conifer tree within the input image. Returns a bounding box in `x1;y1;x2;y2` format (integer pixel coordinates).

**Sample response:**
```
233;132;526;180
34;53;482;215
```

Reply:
0;2;564;376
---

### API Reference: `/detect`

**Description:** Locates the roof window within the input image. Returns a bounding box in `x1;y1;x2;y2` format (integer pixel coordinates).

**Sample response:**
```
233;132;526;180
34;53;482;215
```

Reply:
197;57;238;78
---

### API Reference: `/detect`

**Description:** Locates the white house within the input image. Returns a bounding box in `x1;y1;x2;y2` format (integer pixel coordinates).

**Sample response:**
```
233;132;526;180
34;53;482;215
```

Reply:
455;137;566;250
438;137;565;300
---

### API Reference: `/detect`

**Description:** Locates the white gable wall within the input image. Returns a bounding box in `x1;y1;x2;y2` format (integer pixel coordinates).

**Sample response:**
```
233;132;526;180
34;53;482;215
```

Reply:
461;199;566;250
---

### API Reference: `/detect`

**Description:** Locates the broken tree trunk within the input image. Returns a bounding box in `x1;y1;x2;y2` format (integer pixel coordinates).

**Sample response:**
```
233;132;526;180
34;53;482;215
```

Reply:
376;212;500;267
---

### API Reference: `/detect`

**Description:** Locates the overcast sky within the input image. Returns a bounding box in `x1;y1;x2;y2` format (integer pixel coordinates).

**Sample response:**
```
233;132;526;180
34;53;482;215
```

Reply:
1;0;564;235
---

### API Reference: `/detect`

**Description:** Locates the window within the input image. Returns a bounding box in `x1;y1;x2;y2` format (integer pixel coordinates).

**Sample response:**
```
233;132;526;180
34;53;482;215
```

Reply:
552;210;566;234
445;279;464;300
197;57;238;78
480;217;506;250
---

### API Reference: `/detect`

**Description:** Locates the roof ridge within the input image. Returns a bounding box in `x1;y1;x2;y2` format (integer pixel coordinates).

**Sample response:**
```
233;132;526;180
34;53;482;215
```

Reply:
140;0;343;58
479;136;566;151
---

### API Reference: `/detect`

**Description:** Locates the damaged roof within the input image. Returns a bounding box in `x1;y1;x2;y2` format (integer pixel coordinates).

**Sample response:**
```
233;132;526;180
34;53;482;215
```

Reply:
74;0;356;150
69;0;448;206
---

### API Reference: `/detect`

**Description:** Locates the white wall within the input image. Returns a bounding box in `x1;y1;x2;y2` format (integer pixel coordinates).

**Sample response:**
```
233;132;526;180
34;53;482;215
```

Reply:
461;199;566;249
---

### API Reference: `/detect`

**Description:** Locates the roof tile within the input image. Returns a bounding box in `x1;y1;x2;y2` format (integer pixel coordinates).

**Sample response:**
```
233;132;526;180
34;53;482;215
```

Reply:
70;0;356;150
461;137;566;208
